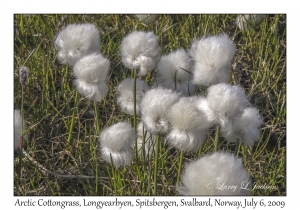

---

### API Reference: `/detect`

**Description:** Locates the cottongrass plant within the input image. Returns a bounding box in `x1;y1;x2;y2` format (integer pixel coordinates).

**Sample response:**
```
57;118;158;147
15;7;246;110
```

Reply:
190;33;236;86
73;53;110;101
235;14;265;31
221;107;263;147
177;152;251;195
54;23;100;66
156;48;195;96
116;78;149;116
140;87;181;195
166;96;213;153
120;31;161;76
141;87;181;135
166;96;214;183
99;122;137;169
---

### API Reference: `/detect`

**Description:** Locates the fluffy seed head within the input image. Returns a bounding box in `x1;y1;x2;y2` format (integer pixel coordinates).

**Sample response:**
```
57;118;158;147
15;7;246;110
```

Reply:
157;48;195;96
73;53;110;83
99;122;137;151
74;79;108;102
99;122;137;168
141;87;181;134
116;78;149;116
206;83;251;125
166;97;212;152
221;107;263;146
54;23;100;66
177;152;250;195
100;147;133;169
120;31;161;76
190;33;236;86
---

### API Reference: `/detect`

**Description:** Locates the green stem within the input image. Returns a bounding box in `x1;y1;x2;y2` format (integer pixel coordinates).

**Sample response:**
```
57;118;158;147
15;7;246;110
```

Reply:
177;150;184;184
67;91;78;143
154;134;160;196
214;125;220;152
235;143;240;156
133;69;138;159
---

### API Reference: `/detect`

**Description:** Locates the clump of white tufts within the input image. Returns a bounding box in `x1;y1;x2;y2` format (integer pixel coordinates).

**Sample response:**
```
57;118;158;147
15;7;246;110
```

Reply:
136;122;156;159
141;87;181;134
157;48;195;96
205;83;251;127
74;79;108;102
221;107;263;146
116;78;149;116
177;152;250;195
54;23;100;66
120;31;161;76
136;14;158;25
166;97;213;152
190;33;236;86
73;53;110;83
99;122;137;168
235;15;265;31
14;109;27;151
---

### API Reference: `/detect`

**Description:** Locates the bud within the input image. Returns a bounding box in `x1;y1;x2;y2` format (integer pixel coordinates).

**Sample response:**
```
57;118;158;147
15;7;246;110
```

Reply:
19;66;29;88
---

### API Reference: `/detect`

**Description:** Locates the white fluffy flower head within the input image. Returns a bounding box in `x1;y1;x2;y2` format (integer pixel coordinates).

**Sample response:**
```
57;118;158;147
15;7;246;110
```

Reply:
190;33;236;86
99;122;137;168
54;23;100;66
177;152;250;195
120;31;161;76
157;48;195;96
141;87;181;134
74;79;108;102
73;53;110;83
206;83;251;125
117;78;149;115
167;97;213;152
222;107;263;146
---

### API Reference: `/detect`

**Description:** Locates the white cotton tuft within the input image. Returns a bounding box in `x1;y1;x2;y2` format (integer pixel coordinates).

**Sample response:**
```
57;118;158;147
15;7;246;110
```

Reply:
74;79;108;102
136;122;156;158
196;97;217;125
177;152;251;195
166;97;213;152
99;122;137;168
141;87;181;134
136;14;158;25
206;83;251;126
14;109;27;151
54;23;100;66
222;107;263;146
157;48;195;96
120;31;161;76
235;15;265;31
116;78;149;116
100;147;133;169
73;53;110;83
190;33;236;86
